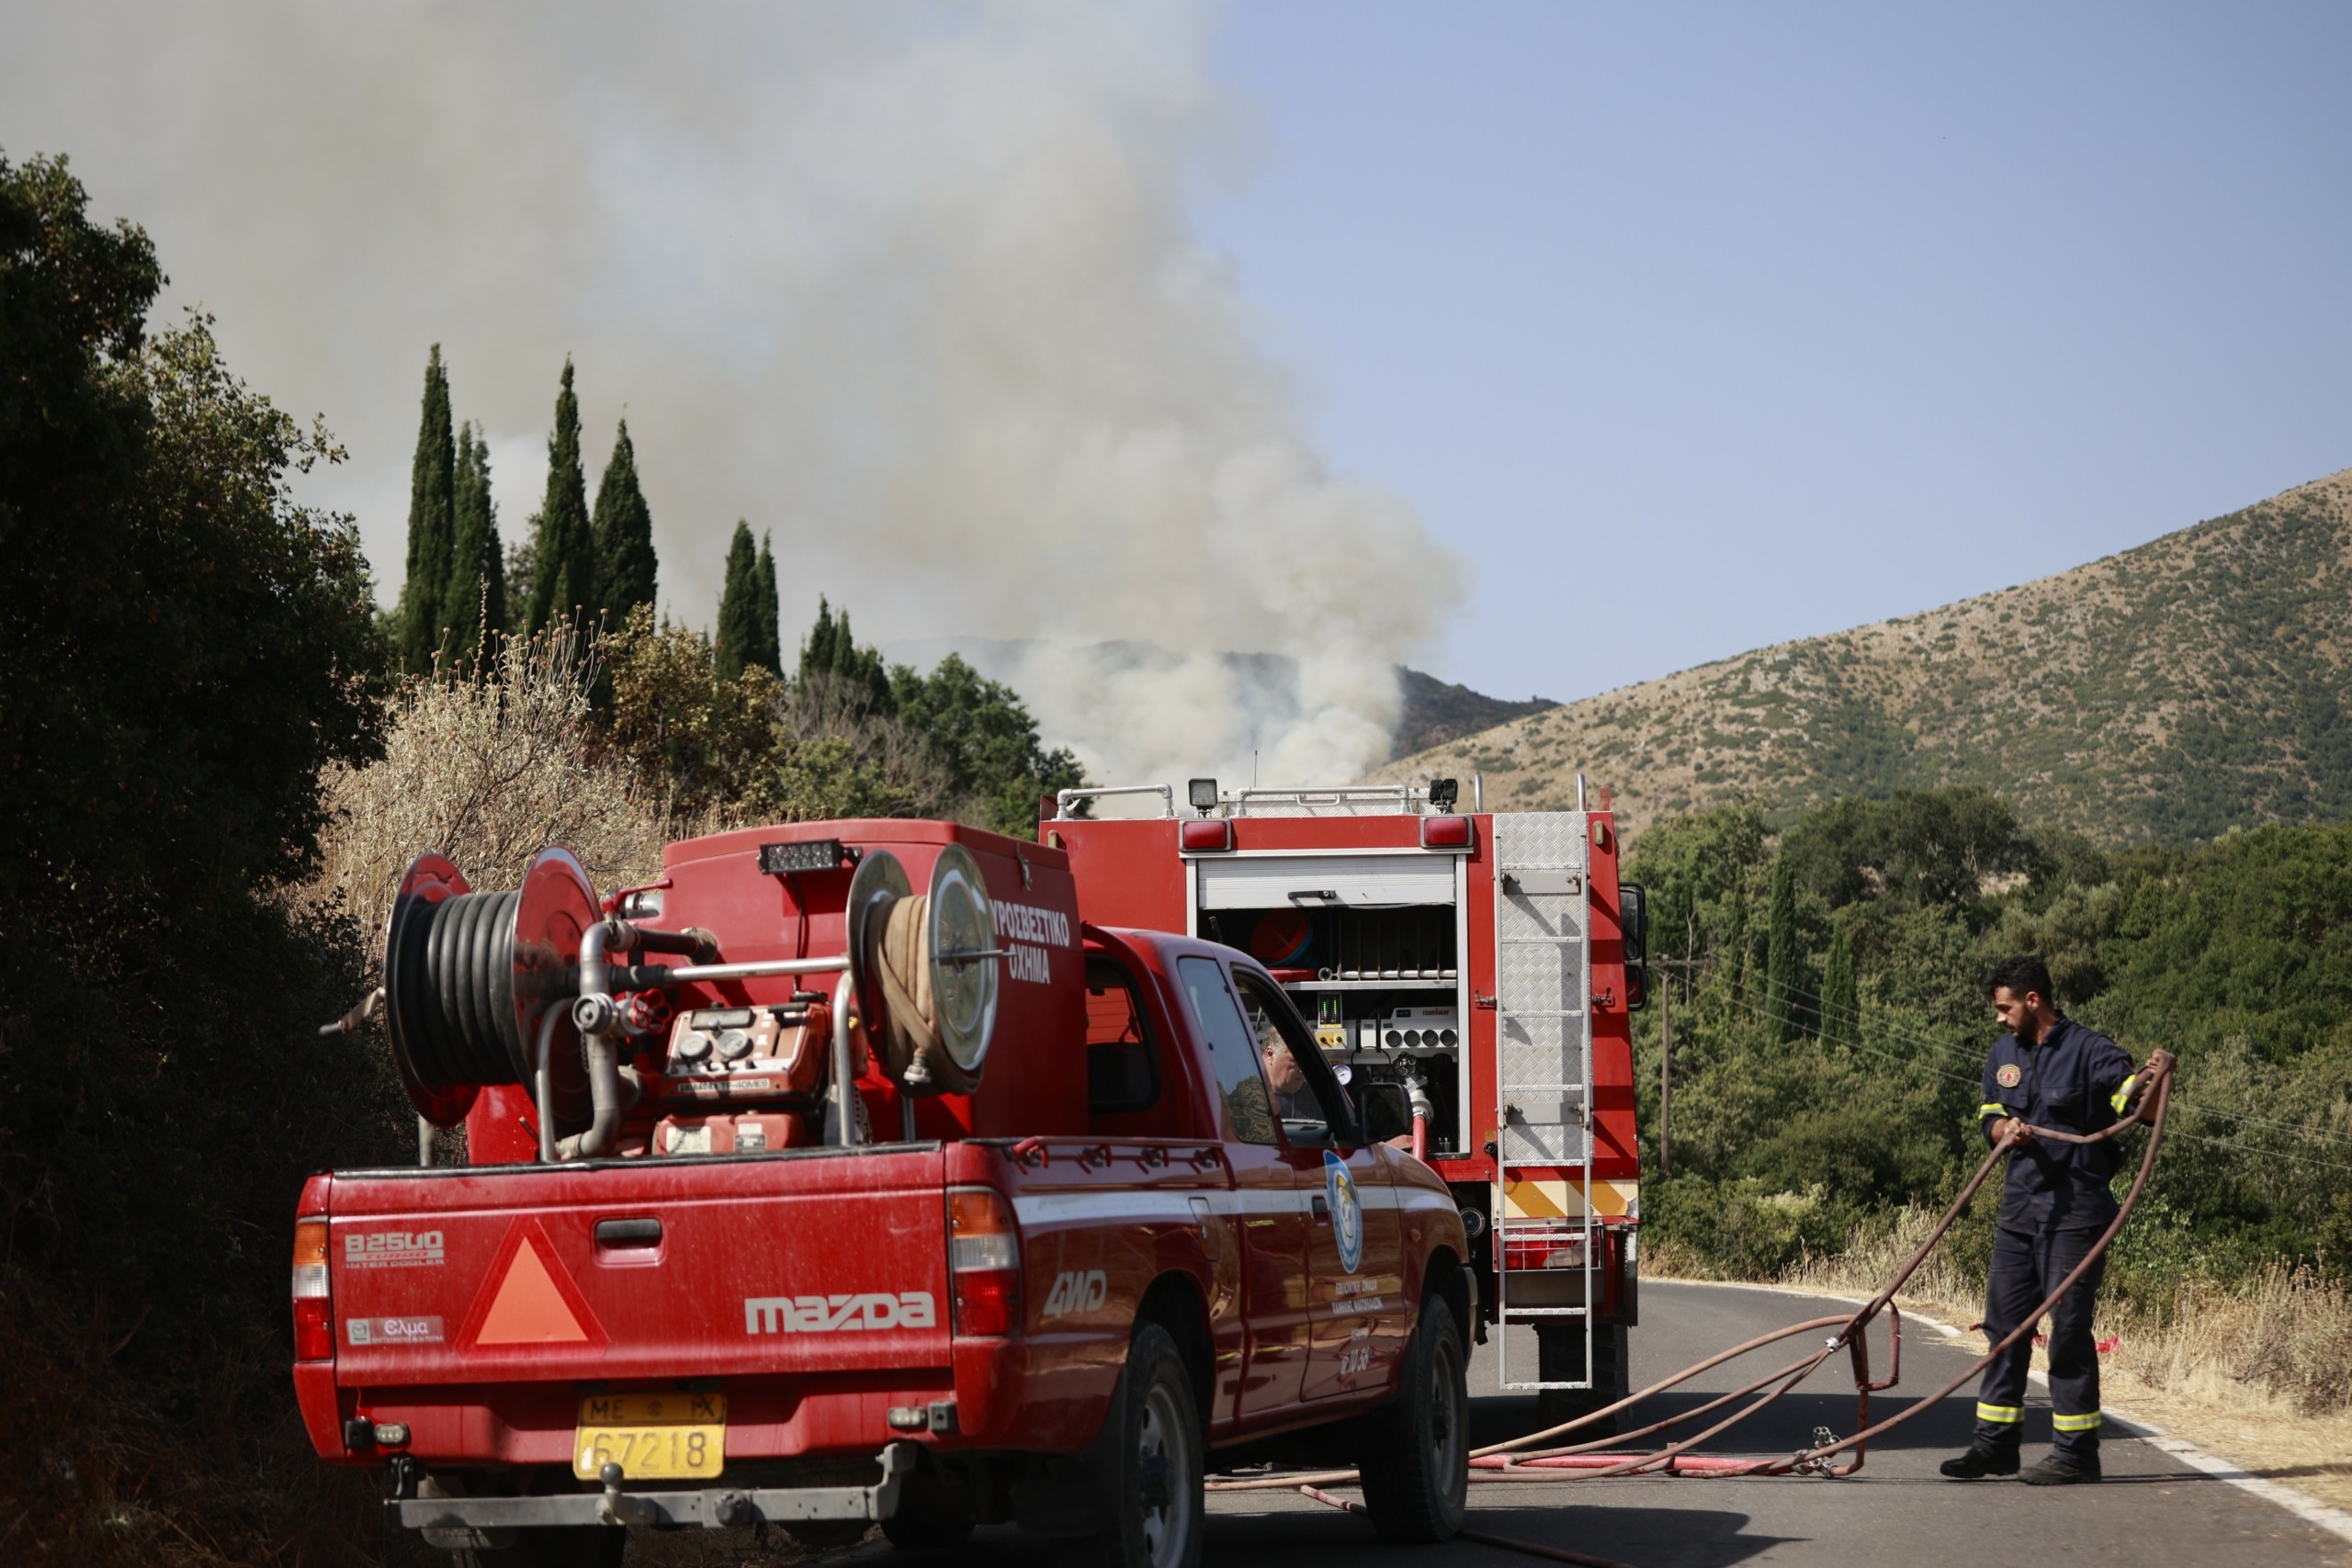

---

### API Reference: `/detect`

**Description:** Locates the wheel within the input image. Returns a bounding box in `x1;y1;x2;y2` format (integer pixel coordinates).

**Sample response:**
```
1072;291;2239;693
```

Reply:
1535;1319;1628;1437
1359;1293;1468;1543
1086;1320;1204;1568
452;1525;627;1568
883;1460;977;1551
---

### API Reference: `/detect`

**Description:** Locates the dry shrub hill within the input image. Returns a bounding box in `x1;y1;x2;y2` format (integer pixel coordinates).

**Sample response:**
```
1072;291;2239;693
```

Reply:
1380;467;2352;843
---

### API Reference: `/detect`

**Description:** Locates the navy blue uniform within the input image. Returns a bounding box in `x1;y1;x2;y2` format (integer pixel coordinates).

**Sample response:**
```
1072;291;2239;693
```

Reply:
1972;1016;2138;1459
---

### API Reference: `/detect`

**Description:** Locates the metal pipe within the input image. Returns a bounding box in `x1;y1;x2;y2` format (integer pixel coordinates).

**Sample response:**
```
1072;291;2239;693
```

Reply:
533;1006;561;1165
416;1116;435;1168
1054;784;1175;818
649;956;850;985
829;970;861;1147
581;918;615;1000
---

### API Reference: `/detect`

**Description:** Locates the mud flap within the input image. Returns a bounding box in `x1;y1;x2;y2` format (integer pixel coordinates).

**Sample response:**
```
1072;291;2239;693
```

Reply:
1012;1359;1130;1538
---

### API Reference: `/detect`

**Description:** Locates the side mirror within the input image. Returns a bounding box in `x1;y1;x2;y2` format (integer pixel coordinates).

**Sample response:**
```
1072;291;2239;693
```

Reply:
1620;881;1648;965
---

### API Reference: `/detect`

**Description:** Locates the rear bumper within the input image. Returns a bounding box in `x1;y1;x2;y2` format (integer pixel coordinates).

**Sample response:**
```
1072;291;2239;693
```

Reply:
390;1441;913;1546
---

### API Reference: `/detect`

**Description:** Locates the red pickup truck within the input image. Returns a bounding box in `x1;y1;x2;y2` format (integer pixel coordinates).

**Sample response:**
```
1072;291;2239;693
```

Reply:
296;820;1472;1567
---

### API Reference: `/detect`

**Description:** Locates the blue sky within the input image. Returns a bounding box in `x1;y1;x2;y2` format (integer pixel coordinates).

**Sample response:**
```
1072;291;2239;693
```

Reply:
1195;3;2352;700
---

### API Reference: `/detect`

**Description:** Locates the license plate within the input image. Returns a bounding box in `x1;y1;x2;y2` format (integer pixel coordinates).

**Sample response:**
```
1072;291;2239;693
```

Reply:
573;1393;726;1480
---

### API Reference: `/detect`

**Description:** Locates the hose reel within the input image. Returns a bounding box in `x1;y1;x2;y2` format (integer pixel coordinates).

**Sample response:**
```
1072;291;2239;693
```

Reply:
846;844;1002;1095
380;848;600;1130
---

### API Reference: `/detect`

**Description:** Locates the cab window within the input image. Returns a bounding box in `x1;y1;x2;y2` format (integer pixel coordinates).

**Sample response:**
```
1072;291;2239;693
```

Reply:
1085;957;1159;1114
1231;970;1345;1148
1177;954;1278;1145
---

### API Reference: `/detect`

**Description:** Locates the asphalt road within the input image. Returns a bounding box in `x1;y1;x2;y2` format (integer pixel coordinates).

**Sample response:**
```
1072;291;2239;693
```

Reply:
923;1280;2351;1568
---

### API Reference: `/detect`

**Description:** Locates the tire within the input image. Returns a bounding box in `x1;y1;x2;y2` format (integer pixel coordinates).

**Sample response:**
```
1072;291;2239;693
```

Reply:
1535;1319;1628;1437
1085;1320;1204;1568
1359;1293;1469;1543
452;1525;627;1568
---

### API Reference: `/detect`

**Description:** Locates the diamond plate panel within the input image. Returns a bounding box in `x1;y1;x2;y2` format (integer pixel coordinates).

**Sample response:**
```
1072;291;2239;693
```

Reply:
1503;1121;1578;1162
1492;813;1591;874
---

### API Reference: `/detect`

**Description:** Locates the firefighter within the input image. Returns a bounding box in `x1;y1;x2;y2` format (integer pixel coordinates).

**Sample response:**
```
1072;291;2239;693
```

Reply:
1941;955;2146;1486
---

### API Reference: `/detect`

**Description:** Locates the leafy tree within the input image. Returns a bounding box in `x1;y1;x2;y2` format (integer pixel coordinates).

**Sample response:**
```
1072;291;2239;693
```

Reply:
590;417;656;624
891;653;1088;835
753;531;782;673
1625;802;1767;964
605;603;783;814
0;151;399;1559
526;358;595;635
1765;849;1802;1040
798;593;894;713
396;344;457;672
605;604;949;821
441;419;504;668
1820;909;1857;1043
714;519;762;680
1781;785;2043;919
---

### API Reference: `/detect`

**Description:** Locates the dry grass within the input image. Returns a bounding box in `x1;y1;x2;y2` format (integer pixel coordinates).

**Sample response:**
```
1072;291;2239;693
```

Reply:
302;629;673;928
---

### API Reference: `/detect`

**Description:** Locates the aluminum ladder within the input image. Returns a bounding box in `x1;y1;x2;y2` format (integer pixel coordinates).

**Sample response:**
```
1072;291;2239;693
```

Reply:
1489;811;1596;1394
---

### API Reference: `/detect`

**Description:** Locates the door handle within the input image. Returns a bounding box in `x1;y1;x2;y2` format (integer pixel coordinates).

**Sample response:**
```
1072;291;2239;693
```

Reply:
1310;1194;1329;1223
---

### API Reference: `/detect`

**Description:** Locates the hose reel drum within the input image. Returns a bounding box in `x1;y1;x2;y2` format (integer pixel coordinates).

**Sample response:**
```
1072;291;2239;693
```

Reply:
378;837;1002;1135
380;848;600;1130
846;844;1002;1095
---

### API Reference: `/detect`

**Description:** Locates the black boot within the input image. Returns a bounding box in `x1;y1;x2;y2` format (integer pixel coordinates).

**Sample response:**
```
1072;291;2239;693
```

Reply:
1939;1444;2020;1480
2021;1450;2100;1485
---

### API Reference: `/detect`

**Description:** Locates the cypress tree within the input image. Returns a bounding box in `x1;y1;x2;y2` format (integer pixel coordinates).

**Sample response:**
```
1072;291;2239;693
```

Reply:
715;521;760;681
752;533;781;674
591;418;657;626
442;422;505;670
1821;911;1858;1044
526;359;595;637
1766;850;1801;1042
397;344;458;673
798;595;893;713
799;593;839;683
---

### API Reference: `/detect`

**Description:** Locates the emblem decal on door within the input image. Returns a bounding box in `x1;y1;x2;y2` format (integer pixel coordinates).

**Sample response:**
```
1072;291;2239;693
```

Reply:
1322;1151;1364;1274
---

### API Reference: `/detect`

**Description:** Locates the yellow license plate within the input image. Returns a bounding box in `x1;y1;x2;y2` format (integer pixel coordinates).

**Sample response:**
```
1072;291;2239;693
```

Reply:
573;1393;726;1480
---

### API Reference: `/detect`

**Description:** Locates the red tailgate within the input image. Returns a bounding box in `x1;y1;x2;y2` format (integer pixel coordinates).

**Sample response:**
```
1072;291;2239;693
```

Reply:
326;1146;949;1388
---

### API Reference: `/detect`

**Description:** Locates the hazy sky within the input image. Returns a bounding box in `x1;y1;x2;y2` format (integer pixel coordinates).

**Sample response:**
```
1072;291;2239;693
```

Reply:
5;2;2348;760
1200;2;2352;699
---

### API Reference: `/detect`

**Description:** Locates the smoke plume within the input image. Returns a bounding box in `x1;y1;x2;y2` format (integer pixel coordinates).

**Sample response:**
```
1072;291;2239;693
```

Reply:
2;1;1465;788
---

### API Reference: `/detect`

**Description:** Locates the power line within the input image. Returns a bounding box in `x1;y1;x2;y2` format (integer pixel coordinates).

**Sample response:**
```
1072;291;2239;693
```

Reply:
2162;1128;2352;1179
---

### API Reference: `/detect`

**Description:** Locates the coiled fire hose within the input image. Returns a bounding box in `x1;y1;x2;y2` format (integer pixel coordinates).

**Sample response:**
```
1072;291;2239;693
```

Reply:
865;892;979;1095
1210;1051;2178;1568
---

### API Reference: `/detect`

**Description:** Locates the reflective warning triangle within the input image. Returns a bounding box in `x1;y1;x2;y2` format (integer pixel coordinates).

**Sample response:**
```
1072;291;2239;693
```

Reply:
461;1218;605;1349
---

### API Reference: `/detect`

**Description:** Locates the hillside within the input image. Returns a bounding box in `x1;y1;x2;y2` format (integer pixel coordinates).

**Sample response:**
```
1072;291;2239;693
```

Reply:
1377;467;2352;842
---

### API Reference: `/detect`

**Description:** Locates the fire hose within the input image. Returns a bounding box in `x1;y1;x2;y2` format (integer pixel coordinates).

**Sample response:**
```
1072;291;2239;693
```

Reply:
1210;1050;2178;1568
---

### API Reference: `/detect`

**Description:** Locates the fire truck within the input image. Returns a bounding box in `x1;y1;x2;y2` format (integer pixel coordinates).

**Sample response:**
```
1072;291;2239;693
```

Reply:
1042;775;1647;1421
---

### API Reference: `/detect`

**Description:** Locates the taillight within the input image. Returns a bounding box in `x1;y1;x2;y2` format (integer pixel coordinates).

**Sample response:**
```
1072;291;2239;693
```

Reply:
1420;814;1474;850
292;1217;334;1361
1179;818;1233;852
1501;1231;1588;1272
946;1187;1021;1337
